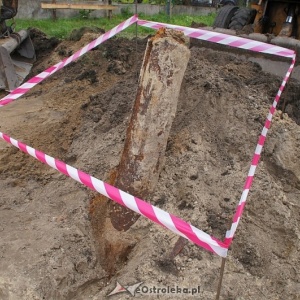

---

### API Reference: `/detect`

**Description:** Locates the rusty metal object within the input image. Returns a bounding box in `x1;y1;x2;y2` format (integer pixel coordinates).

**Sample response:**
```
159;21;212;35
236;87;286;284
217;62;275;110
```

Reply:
168;236;188;260
109;28;190;231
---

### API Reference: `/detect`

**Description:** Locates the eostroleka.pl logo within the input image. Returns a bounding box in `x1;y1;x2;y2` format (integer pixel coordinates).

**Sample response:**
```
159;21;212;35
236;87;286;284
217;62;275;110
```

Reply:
107;281;202;297
107;281;143;297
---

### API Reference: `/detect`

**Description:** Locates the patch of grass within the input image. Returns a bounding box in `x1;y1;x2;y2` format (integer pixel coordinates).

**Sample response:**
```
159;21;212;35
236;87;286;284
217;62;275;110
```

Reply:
15;12;216;39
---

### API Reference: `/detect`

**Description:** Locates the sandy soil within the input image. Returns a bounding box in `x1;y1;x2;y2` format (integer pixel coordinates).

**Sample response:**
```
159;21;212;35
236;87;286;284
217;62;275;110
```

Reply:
0;26;299;300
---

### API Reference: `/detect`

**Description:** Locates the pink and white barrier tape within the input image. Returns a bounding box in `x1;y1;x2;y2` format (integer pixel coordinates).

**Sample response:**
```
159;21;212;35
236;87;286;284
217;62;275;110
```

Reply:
0;15;138;106
137;19;295;58
0;17;296;257
224;53;296;246
0;132;228;257
137;18;296;247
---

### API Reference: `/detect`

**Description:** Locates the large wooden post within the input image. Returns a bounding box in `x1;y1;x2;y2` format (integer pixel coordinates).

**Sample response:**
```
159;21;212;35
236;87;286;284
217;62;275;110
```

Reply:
90;28;190;274
109;28;190;231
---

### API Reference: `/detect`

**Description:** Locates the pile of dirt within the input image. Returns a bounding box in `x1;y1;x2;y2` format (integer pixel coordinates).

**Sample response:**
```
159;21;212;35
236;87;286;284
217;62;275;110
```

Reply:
0;26;299;300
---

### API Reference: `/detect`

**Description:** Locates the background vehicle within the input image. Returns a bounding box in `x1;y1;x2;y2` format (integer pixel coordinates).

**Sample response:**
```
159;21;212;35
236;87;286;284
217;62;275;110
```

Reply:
209;0;300;77
214;0;300;39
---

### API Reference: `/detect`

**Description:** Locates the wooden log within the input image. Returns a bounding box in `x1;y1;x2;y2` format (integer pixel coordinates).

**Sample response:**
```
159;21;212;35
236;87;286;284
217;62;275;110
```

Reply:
89;28;190;274
109;28;190;231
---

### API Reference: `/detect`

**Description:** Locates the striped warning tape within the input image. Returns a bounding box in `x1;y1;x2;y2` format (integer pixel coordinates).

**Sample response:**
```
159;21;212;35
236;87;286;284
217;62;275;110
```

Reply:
0;15;138;107
0;131;228;257
224;53;296;246
137;19;295;58
0;16;296;257
136;18;296;247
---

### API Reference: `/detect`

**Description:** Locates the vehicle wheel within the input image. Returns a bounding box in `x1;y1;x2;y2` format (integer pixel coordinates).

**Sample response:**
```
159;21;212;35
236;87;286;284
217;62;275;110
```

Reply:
229;8;257;30
213;5;239;29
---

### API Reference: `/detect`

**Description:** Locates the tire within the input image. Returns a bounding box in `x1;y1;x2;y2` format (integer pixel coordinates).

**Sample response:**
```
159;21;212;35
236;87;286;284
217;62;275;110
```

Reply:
229;8;257;30
213;5;239;29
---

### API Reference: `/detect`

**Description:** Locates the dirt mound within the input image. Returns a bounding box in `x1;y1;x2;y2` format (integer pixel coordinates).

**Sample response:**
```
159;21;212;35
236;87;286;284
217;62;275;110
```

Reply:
0;26;299;300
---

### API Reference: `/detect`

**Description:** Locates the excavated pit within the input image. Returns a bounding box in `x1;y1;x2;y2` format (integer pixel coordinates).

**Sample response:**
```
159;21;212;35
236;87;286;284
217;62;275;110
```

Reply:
0;27;299;299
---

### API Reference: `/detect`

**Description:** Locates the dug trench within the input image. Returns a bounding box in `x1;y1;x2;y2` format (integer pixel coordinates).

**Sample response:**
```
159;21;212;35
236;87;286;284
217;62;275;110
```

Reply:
0;26;299;299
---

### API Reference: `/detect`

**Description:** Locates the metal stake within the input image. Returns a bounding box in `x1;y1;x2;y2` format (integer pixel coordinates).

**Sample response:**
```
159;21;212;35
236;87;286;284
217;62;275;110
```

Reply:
215;257;226;300
135;0;139;80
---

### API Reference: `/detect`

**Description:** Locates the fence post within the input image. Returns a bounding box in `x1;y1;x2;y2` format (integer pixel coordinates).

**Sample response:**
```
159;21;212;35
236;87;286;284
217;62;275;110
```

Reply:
52;0;57;20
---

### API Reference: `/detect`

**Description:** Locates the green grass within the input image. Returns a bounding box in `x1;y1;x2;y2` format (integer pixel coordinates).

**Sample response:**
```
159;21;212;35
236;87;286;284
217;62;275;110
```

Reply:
14;11;216;39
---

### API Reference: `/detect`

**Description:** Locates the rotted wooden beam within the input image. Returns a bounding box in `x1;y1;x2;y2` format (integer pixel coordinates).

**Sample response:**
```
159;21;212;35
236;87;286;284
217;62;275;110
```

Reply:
109;28;190;231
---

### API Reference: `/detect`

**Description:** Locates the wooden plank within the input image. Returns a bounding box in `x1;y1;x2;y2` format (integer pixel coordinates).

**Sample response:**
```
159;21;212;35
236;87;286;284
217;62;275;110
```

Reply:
41;2;117;10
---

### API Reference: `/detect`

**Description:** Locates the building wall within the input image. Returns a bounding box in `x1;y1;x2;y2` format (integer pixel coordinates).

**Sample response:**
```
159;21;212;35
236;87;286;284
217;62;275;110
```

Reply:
16;0;216;19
